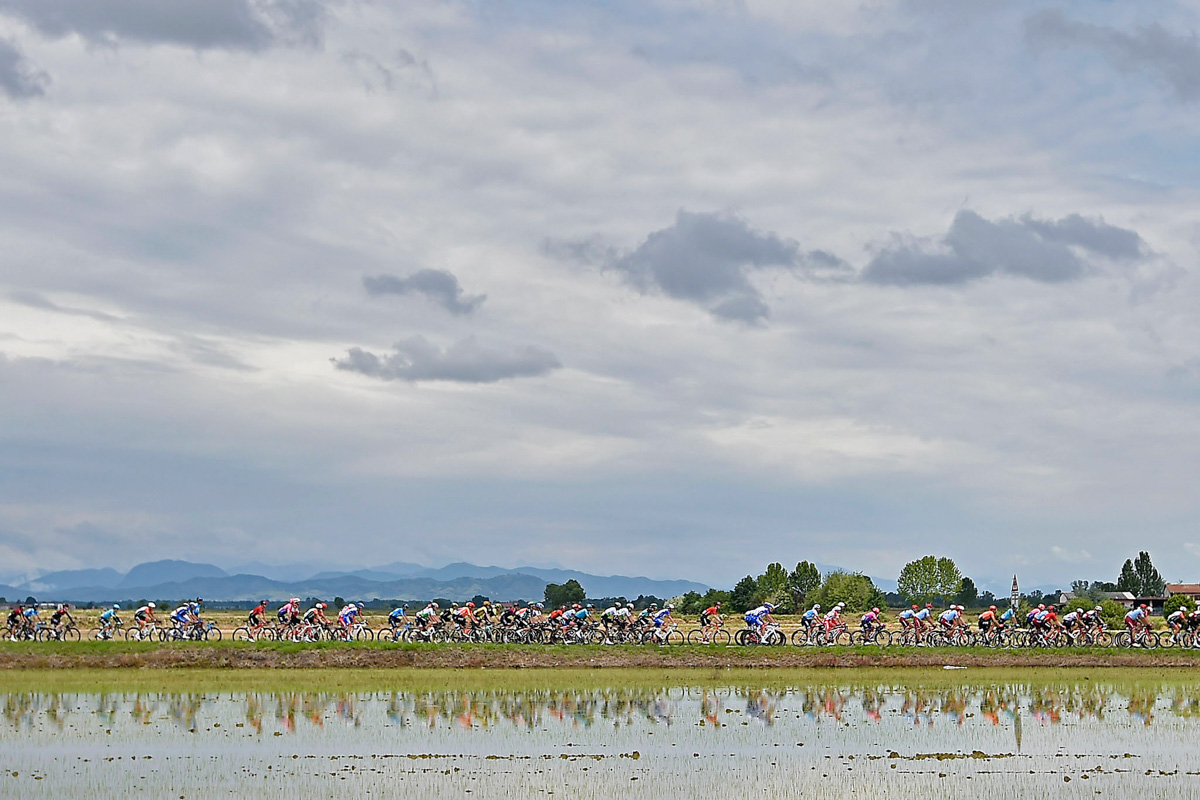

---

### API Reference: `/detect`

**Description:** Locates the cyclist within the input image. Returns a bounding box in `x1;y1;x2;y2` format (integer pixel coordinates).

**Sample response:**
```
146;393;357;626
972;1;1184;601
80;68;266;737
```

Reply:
414;602;439;633
652;603;674;628
5;604;23;639
1124;603;1151;638
278;597;302;627
898;604;917;632
1061;607;1083;640
744;603;775;637
1082;604;1104;630
978;605;999;640
133;602;157;635
169;602;194;634
998;604;1017;628
823;602;845;633
99;604;121;638
452;602;477;633
860;607;882;634
572;604;592;628
600;603;620;632
937;605;961;631
699;602;723;640
247;600;268;633
1042;605;1059;633
339;602;365;635
914;603;934;632
1026;603;1045;628
49;603;75;636
21;604;40;637
1167;604;1189;638
302;602;329;636
387;604;408;632
801;603;822;633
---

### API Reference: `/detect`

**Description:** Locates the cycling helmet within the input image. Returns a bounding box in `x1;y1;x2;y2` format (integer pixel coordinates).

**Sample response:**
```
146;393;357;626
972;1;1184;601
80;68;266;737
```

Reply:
650;603;658;609
715;601;722;607
911;604;918;610
872;607;880;614
466;602;475;609
1038;604;1045;610
534;602;544;609
260;599;268;606
291;597;300;604
989;605;997;611
572;603;582;610
666;604;675;610
814;604;821;610
195;598;203;604
587;604;595;609
1141;603;1148;609
148;602;156;609
626;602;634;609
112;604;120;609
1047;605;1055;611
316;602;326;610
431;602;439;610
484;600;491;606
837;602;846;608
764;603;774;611
1095;605;1103;611
925;603;932;608
356;602;364;609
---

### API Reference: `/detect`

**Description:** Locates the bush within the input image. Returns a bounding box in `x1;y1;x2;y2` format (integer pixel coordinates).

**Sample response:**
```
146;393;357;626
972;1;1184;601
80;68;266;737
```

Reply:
1164;594;1193;618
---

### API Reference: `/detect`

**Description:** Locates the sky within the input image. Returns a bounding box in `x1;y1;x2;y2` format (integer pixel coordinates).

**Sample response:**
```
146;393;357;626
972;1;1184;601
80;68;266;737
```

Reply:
2;0;1200;592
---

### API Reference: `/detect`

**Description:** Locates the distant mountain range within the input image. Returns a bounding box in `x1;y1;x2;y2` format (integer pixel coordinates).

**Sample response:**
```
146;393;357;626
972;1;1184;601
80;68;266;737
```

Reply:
0;559;710;604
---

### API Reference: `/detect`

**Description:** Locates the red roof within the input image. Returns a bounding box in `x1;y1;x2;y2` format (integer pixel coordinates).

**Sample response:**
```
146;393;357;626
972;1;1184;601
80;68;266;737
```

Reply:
1167;584;1200;594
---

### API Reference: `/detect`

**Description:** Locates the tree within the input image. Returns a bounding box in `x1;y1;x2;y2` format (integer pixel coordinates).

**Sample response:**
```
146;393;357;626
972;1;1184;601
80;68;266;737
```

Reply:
729;575;761;613
544;580;585;607
756;562;791;611
471;595;490;606
675;591;704;614
978;591;996;608
334;596;346;609
897;556;962;605
788;561;822;611
955;577;978;608
808;571;886;613
1117;560;1139;594
1117;552;1165;596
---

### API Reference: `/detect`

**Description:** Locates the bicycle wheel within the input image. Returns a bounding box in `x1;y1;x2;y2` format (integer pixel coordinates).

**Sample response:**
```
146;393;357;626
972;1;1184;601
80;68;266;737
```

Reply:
232;627;253;642
354;627;374;642
685;629;704;644
663;629;683;645
123;628;139;642
734;629;751;646
1160;631;1177;649
847;631;866;646
873;630;893;647
206;626;223;642
88;628;110;641
790;629;809;646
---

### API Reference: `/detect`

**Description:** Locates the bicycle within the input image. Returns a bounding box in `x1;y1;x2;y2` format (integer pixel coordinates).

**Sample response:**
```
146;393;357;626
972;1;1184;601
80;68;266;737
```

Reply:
735;622;784;646
641;622;682;646
232;623;277;642
848;624;892;647
1113;626;1160;649
38;622;81;642
685;621;731;645
89;619;124;641
125;623;163;642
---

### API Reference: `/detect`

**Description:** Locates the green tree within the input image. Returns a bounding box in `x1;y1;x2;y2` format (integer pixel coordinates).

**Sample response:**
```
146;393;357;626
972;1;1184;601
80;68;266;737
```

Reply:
471;594;490;606
543;580;585;607
756;562;791;611
699;588;731;610
787;561;822;611
729;575;761;613
1117;552;1165;596
333;596;346;609
1116;559;1139;594
675;591;704;615
808;571;886;613
897;556;962;605
955;577;978;608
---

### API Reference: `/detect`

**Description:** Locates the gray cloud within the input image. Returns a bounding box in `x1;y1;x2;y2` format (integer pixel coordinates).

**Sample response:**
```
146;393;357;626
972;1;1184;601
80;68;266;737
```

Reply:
332;336;561;383
0;37;47;98
0;0;323;51
1026;10;1200;102
862;210;1145;286
363;269;485;316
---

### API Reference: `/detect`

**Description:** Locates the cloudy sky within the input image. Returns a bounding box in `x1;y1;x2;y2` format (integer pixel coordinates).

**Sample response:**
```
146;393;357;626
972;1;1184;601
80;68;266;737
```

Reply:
2;0;1199;591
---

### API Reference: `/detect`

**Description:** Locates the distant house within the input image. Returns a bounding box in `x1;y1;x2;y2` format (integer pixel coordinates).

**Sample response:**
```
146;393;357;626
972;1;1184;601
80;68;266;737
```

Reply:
1167;584;1200;602
1103;591;1136;609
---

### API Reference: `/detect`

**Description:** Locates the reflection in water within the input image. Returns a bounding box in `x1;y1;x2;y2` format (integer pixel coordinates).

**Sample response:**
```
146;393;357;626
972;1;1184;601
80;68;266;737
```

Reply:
6;682;1200;736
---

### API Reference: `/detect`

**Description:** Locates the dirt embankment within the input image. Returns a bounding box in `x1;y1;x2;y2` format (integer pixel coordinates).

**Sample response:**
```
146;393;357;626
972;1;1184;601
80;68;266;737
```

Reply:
4;643;1200;670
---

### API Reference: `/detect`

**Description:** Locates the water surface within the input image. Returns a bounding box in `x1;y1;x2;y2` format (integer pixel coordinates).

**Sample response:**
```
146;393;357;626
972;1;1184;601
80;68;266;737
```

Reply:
3;669;1199;798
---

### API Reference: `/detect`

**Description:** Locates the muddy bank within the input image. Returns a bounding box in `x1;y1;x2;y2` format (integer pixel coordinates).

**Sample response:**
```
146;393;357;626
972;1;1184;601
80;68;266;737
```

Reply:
4;642;1200;670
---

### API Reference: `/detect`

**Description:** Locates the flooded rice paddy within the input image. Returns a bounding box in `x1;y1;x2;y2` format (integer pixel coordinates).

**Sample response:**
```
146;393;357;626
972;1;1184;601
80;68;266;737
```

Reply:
3;669;1200;798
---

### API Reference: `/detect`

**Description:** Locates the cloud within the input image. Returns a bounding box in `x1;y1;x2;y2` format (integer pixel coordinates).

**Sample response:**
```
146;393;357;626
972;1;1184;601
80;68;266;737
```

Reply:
363;269;485;316
0;37;47;98
862;210;1145;286
0;0;323;51
332;336;561;384
1025;10;1200;102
